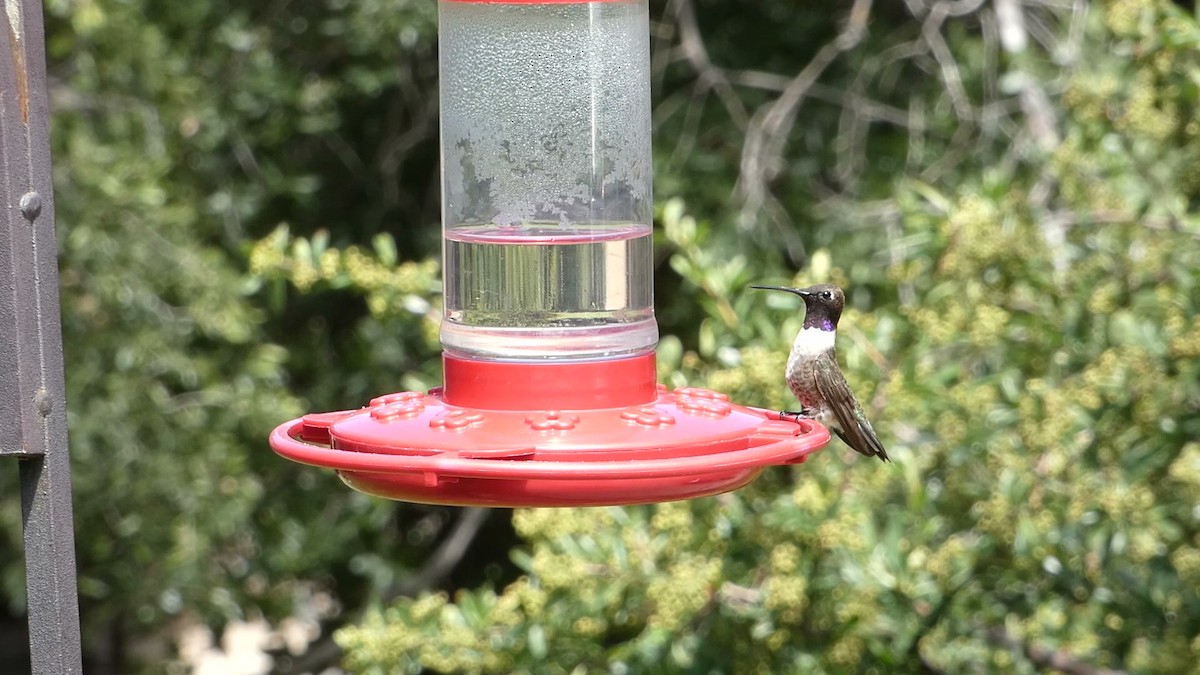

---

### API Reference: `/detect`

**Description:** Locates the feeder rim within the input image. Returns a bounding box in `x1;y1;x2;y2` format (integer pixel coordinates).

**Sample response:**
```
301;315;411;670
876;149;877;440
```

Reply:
270;414;828;480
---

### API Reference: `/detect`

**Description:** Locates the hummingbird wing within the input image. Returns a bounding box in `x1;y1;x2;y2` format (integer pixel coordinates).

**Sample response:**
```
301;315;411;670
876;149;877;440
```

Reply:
812;354;889;462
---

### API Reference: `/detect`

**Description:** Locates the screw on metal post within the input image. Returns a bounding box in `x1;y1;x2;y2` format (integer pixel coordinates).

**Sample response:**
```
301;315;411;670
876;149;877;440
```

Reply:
20;191;42;221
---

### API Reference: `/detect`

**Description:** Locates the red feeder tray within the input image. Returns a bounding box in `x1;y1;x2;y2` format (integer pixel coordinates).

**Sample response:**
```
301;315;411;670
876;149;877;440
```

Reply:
270;353;830;507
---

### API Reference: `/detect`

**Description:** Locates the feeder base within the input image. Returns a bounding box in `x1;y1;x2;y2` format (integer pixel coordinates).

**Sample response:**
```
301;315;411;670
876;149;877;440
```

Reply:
269;384;829;507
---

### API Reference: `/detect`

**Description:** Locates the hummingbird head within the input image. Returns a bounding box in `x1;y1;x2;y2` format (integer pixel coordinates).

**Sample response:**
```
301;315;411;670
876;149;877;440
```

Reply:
751;283;844;331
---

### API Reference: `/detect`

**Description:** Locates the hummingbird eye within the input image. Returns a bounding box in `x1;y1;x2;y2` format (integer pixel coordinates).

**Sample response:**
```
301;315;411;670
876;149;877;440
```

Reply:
820;291;832;300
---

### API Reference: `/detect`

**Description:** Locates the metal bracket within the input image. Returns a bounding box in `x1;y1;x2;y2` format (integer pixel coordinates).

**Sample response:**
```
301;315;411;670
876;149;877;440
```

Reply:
2;0;85;672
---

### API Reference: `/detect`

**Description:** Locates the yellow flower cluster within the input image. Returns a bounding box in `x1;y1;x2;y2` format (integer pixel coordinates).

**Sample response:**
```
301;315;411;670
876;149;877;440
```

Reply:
1126;633;1199;674
1169;316;1200;358
485;582;527;629
409;591;449;622
338;592;516;674
512;507;618;539
645;555;722;631
816;515;867;552
248;224;439;319
1061;73;1120;124
825;634;865;669
1116;72;1179;142
791;481;829;515
763;574;808;624
247;225;290;277
1104;0;1153;38
1167;443;1200;485
769;543;801;575
529;549;594;592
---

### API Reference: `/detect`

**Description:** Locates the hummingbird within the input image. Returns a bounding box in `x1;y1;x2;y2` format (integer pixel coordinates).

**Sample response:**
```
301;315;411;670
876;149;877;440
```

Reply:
751;283;889;462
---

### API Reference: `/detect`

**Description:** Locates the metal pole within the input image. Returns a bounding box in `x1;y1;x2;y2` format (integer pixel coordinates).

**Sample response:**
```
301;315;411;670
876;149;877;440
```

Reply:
1;0;85;672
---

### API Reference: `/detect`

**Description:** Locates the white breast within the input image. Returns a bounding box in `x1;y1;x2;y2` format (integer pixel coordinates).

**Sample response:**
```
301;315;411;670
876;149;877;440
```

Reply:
785;327;837;386
789;327;836;358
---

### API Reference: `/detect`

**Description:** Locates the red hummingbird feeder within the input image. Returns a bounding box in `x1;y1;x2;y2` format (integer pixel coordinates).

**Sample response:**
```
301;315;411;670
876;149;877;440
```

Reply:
269;0;830;507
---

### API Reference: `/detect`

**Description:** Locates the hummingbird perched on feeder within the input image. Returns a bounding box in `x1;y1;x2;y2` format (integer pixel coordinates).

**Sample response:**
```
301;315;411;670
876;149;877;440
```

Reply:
751;283;889;462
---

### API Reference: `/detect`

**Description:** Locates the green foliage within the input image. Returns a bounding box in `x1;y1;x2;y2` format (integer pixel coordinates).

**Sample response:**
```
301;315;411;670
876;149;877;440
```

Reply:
249;225;440;331
336;1;1200;673
4;0;1196;671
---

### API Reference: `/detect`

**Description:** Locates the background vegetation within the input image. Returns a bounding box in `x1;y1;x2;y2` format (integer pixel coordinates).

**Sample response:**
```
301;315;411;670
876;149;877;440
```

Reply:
2;0;1197;673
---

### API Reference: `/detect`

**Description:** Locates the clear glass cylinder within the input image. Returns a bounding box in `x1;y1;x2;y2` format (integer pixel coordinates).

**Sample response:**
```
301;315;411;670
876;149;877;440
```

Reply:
439;0;656;361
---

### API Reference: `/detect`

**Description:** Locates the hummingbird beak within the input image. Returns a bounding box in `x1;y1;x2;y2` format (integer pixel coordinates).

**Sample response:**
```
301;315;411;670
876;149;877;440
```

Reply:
750;284;808;298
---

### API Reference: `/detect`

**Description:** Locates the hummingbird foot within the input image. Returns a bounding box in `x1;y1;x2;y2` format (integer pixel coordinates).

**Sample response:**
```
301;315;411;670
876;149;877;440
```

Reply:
779;409;815;423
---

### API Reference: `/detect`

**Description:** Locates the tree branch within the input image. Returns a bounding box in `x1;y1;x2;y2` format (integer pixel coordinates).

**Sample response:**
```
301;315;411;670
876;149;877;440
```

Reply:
386;507;493;600
985;626;1128;675
735;0;874;263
